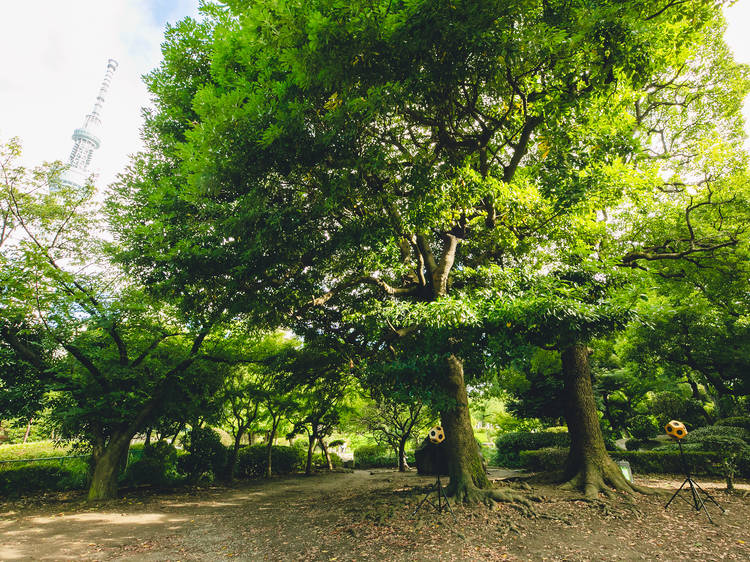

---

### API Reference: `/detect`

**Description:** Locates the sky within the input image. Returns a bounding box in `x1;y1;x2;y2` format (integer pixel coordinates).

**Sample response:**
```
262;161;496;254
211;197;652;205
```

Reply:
0;1;749;189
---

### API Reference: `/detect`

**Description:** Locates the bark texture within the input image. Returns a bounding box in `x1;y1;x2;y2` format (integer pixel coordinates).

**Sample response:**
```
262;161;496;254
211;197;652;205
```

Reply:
440;356;492;501
561;343;659;499
88;434;132;501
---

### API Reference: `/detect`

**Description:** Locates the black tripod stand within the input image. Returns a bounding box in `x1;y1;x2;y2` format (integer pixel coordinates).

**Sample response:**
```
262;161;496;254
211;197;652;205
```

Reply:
412;471;457;522
664;439;724;523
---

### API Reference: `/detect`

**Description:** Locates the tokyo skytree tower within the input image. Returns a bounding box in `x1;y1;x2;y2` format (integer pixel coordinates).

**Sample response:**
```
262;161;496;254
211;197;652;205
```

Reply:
60;58;118;189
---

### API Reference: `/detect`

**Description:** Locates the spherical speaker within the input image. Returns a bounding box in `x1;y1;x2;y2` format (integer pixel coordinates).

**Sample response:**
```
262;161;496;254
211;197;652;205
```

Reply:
665;420;688;440
428;425;445;444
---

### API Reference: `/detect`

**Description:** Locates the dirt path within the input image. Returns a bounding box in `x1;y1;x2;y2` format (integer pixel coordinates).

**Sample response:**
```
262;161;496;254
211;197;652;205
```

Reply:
1;470;748;561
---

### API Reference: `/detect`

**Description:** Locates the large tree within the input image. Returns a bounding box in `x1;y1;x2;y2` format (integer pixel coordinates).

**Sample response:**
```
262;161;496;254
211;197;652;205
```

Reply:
113;0;733;503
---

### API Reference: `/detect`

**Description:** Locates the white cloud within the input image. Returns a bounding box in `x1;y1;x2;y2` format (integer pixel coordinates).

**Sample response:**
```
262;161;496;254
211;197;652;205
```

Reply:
0;0;199;187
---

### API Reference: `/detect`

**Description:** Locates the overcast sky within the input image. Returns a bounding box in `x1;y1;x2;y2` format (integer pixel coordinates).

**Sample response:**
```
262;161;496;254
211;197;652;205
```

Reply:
0;1;748;188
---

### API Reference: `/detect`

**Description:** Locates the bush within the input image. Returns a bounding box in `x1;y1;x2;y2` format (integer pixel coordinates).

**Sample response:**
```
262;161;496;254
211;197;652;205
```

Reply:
649;392;707;428
715;417;750;432
494;432;570;468
519;447;568;472
0;459;89;496
517;448;740;477
123;441;180;487
352;445;415;469
313;452;343;469
685;425;749;445
236;445;303;478
353;445;389;468
628;415;660;440
179;428;227;482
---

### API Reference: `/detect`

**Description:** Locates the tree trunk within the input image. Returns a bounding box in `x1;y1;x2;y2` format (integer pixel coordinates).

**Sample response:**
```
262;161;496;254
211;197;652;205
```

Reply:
23;418;32;443
88;433;132;501
225;428;245;482
305;433;316;475
560;343;655;499
398;436;409;472
319;438;333;471
144;427;152;449
265;418;279;479
440;355;491;502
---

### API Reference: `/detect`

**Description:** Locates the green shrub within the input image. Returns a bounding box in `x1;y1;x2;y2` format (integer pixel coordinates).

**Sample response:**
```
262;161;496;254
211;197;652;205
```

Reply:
313;452;343;469
179;428;227;482
517;448;736;477
519;447;568;472
628;415;660;440
236;445;303;478
352;445;415;469
353;445;390;468
123;441;180;487
0;459;88;496
714;417;750;432
494;432;570;468
685;425;749;445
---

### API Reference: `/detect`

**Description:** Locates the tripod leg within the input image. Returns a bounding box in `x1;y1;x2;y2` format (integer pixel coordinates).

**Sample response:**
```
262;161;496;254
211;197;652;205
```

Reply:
412;483;437;517
687;478;704;512
692;480;725;513
438;482;457;523
665;477;691;510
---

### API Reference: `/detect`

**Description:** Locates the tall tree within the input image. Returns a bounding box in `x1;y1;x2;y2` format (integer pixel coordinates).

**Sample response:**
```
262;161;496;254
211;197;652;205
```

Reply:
112;1;732;503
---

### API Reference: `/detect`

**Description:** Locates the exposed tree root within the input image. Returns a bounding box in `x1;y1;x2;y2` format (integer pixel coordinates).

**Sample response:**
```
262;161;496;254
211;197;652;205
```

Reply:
560;458;669;500
446;479;542;516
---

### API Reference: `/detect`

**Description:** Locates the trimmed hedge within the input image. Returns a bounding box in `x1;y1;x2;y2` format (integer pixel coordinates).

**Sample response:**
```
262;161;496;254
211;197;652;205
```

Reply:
236;445;304;478
494;432;570;468
685;425;749;443
715;416;750;432
518;447;739;477
0;459;89;496
353;445;415;469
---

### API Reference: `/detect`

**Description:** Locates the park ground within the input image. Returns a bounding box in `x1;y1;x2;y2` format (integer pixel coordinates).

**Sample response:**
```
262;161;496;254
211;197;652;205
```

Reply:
0;469;748;561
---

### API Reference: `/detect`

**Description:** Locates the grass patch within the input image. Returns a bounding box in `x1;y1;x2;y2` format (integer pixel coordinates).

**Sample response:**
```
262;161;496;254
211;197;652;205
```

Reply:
0;441;73;462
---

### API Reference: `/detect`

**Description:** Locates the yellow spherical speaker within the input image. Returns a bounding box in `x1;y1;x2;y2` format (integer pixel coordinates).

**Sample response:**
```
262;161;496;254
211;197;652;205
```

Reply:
428;425;445;444
665;420;688;440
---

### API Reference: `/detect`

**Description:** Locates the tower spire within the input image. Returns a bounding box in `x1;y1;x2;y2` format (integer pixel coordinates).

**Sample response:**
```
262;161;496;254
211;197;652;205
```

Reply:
60;59;118;189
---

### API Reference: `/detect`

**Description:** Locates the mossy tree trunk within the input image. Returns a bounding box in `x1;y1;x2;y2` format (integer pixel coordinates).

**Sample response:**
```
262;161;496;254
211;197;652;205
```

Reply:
440;355;492;501
88;432;133;501
560;343;657;499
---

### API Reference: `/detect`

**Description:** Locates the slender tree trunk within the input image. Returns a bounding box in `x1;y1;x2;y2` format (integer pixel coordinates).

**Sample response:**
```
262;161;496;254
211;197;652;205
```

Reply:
398;436;409;472
225;427;245;482
440;355;491;501
144;427;152;449
319;438;333;471
305;433;316;475
88;433;133;501
23;418;32;443
560;343;653;499
265;417;279;479
169;422;184;447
